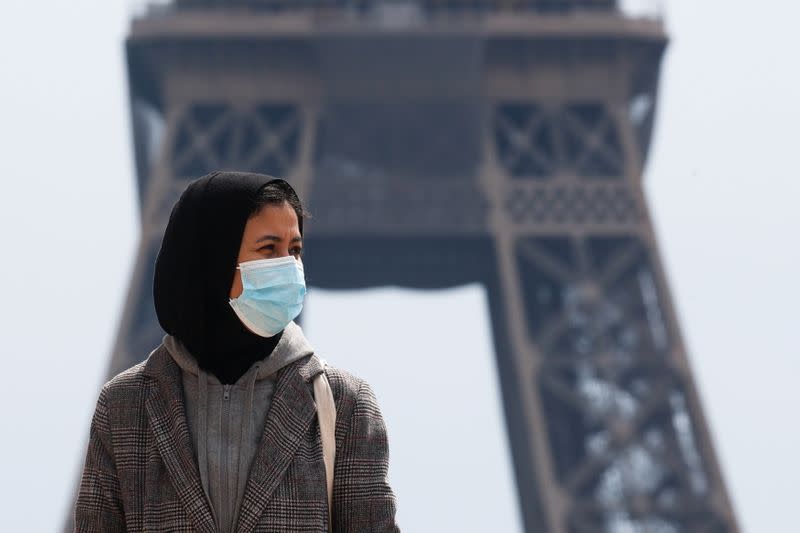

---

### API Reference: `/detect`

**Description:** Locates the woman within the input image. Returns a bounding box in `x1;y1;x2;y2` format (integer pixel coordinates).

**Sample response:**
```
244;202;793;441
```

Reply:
75;171;400;532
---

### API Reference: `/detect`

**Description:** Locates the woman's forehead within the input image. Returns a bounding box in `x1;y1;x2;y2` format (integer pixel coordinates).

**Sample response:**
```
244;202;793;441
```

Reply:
244;202;300;237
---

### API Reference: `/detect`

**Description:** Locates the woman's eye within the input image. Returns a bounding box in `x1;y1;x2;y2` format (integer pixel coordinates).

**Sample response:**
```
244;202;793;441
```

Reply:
291;247;303;257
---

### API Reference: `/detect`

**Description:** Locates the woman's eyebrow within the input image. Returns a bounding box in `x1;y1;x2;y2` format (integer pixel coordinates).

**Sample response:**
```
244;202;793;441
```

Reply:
255;235;303;244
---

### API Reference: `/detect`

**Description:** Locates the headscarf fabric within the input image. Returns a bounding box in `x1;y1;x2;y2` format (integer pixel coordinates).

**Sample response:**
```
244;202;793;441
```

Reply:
153;170;298;384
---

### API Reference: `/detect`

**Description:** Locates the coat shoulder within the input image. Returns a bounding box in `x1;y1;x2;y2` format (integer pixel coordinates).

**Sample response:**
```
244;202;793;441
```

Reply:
99;345;165;405
107;360;148;387
322;364;367;403
321;363;377;428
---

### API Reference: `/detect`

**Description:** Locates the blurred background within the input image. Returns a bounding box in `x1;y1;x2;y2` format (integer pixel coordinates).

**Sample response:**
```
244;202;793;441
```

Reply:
1;1;798;532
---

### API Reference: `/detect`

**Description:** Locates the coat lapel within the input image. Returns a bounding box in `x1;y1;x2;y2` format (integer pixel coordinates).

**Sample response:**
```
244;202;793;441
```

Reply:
143;346;217;533
235;353;323;533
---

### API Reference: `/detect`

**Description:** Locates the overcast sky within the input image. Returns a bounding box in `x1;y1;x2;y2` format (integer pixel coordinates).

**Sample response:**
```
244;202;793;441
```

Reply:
0;1;797;532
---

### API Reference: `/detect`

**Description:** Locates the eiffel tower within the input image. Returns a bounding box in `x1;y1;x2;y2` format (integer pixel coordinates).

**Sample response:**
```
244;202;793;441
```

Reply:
67;1;739;531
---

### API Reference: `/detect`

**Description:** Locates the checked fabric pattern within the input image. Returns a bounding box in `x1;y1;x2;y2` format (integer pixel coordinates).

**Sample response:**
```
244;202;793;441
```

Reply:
74;346;399;532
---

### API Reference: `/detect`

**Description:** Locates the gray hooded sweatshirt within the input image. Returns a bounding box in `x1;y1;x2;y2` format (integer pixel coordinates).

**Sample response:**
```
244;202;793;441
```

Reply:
162;320;314;533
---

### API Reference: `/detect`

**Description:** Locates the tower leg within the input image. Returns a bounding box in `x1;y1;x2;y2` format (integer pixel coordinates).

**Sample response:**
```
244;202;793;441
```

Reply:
487;232;736;532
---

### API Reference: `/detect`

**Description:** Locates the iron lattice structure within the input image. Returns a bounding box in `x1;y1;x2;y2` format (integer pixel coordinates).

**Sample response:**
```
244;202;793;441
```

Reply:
67;1;739;532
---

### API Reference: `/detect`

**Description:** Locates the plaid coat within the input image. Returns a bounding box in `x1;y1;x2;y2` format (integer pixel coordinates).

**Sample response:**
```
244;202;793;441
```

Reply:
74;344;400;532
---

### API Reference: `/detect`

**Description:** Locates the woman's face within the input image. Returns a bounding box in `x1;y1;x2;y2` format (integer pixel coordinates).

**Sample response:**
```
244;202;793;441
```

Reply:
229;201;303;298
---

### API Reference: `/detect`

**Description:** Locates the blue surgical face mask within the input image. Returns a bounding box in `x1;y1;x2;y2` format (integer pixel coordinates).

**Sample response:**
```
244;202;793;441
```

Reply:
228;256;307;337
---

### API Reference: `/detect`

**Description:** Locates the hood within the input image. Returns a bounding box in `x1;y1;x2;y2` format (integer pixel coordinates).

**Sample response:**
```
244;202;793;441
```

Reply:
164;320;315;385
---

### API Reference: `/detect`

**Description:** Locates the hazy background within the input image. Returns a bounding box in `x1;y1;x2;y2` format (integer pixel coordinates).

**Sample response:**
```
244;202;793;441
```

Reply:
0;1;797;531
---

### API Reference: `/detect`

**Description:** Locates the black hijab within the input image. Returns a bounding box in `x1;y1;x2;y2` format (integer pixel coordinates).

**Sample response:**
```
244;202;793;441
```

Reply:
153;170;298;384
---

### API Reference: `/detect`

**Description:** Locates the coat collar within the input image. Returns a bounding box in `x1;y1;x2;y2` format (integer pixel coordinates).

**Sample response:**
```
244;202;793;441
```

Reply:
143;345;216;533
235;350;323;533
142;326;324;533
